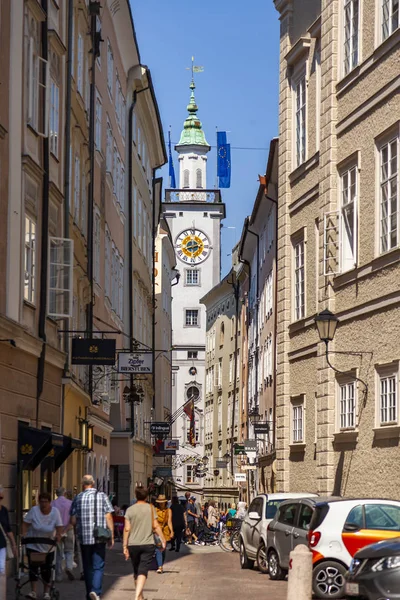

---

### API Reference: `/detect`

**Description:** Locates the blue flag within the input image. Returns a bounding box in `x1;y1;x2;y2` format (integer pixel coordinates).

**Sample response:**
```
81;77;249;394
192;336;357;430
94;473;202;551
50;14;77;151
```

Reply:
168;131;176;188
217;131;231;188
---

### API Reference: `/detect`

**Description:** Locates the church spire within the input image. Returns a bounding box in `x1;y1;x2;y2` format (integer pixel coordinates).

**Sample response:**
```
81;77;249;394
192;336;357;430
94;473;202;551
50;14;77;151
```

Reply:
177;75;209;147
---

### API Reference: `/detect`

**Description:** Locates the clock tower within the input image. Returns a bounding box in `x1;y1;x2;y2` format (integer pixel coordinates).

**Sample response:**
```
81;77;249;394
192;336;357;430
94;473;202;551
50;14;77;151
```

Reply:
162;76;225;495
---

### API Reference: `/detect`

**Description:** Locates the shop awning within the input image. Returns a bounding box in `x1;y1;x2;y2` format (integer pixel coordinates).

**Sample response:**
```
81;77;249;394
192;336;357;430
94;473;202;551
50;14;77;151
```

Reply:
18;424;80;471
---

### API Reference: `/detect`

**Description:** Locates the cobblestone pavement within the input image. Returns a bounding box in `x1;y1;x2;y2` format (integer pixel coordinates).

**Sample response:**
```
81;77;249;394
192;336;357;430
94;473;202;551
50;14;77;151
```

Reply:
6;542;288;600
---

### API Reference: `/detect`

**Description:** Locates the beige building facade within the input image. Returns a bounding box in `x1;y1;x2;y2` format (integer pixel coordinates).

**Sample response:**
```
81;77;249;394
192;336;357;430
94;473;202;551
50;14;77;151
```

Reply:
274;0;400;496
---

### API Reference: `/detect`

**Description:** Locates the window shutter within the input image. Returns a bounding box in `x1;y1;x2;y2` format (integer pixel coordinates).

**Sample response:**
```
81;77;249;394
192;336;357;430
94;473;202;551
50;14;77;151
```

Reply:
48;237;74;318
323;211;341;276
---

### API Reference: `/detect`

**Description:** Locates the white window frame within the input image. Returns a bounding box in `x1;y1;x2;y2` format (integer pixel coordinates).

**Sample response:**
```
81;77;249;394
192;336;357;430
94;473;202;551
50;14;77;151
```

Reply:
294;71;307;167
106;119;113;173
185;309;199;327
377;365;398;426
77;33;83;95
95;91;102;151
105;227;111;301
28;41;49;137
338;380;356;429
24;215;36;304
293;236;305;321
48;237;74;318
185;268;200;286
73;154;80;224
379;136;399;254
186;465;195;483
81;170;87;237
343;0;360;76
340;164;358;272
49;79;59;157
291;398;304;443
382;0;399;41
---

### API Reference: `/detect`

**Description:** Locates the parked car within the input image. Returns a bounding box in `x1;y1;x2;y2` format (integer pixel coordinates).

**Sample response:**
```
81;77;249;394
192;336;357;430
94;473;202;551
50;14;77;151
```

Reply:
345;537;400;600
239;492;318;573
267;497;400;599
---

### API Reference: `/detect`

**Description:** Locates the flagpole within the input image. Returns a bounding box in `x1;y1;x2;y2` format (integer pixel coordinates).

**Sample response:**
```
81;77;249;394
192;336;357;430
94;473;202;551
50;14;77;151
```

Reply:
215;126;218;189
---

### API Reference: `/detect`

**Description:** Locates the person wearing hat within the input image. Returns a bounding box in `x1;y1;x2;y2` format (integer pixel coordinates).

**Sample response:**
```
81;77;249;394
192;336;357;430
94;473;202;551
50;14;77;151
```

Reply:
0;485;17;599
154;495;173;573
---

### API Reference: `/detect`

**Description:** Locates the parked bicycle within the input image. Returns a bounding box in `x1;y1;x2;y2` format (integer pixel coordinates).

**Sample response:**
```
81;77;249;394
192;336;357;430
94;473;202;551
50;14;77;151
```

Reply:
219;517;242;552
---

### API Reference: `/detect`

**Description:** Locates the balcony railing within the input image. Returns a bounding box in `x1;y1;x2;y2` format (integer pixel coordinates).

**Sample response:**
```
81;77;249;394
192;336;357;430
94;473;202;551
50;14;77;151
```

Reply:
164;188;222;203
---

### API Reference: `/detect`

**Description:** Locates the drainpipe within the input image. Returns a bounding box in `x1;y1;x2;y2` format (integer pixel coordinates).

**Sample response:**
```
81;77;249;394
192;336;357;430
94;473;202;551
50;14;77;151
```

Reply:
246;226;260;413
228;273;240;477
36;0;50;427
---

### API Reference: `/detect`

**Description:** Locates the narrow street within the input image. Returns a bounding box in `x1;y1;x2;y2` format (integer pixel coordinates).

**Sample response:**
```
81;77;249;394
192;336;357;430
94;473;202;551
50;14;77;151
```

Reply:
7;543;288;600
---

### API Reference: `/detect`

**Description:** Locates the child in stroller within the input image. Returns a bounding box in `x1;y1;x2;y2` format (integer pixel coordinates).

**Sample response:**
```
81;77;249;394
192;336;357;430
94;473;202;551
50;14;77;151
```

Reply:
195;517;218;546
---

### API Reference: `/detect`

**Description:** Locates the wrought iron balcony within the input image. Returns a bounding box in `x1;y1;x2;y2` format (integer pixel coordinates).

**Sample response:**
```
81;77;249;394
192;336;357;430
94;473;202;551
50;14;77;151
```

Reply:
164;188;222;203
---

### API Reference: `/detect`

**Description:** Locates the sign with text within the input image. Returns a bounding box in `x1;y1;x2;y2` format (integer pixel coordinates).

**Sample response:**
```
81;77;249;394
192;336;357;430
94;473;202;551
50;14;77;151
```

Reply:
241;465;257;470
150;422;171;436
244;439;257;453
117;351;153;374
216;460;228;469
234;444;246;456
254;423;270;435
71;338;116;365
164;439;179;451
234;473;247;482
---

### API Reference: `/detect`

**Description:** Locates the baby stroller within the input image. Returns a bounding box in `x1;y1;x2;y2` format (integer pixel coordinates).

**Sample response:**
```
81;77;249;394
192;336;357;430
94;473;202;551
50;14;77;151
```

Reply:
15;537;59;600
196;518;219;545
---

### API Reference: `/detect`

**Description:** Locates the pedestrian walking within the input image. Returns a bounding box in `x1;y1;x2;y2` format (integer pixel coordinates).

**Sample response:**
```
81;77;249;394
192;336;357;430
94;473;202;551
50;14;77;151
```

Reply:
207;501;218;532
227;503;237;518
169;496;187;552
22;492;64;600
123;486;166;600
52;487;75;581
236;501;247;520
185;496;198;544
70;474;114;600
0;484;17;600
154;495;173;573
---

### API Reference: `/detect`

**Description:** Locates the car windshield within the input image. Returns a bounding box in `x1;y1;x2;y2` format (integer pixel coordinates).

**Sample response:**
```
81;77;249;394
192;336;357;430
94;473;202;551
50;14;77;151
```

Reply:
266;499;285;519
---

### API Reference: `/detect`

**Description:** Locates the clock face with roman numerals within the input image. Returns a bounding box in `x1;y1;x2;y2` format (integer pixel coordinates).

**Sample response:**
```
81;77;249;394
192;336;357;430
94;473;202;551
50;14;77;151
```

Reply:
175;228;211;264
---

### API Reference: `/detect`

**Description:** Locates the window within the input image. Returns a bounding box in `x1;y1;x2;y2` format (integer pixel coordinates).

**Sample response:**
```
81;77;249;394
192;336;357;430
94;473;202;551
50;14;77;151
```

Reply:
218;398;222;431
107;40;113;96
49;80;59;157
48;237;73;318
77;34;83;95
380;137;398;254
295;75;306;166
27;38;48;135
185;309;199;326
292;403;304;442
298;504;314;530
138;196;142;251
248;498;263;517
343;0;359;76
382;0;399;40
186;465;195;483
278;503;298;526
81;171;87;237
74;155;80;223
365;504;400;530
133;186;137;241
341;166;358;271
294;239;305;320
185;269;199;285
229;355;233;384
345;505;364;529
379;372;397;424
339;381;356;429
188;351;198;360
196;168;202;188
106;120;113;172
118;258;124;318
24;216;36;304
105;229;111;300
220;322;225;346
187;386;200;400
94;212;101;284
183;169;190;188
95;92;102;150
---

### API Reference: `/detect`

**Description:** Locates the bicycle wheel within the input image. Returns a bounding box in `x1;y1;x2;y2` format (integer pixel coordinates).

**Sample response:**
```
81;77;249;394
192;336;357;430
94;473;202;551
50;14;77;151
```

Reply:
219;528;234;552
231;529;241;552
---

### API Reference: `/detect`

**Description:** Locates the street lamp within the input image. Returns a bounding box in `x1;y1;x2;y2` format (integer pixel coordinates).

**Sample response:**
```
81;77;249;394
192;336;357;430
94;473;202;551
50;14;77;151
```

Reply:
248;406;262;425
315;309;339;345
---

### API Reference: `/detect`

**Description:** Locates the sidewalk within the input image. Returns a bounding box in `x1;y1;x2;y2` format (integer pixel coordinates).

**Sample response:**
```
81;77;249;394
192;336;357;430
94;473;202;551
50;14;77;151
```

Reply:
6;541;288;600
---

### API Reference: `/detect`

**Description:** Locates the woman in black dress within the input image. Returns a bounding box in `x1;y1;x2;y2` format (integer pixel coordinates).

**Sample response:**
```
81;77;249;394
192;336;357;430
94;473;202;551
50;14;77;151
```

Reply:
169;496;187;552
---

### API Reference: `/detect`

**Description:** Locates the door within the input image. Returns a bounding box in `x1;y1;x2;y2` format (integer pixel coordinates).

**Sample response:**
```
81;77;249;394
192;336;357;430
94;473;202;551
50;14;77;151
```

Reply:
292;501;314;550
342;503;400;558
244;497;264;557
273;502;299;568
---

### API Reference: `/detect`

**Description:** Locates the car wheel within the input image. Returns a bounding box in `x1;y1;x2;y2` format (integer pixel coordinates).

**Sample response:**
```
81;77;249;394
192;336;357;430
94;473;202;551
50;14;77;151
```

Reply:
239;540;254;569
268;549;286;580
312;561;346;599
256;541;269;574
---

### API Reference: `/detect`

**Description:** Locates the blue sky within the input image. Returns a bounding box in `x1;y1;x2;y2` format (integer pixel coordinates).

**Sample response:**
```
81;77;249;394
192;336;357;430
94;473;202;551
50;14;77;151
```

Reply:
129;0;280;275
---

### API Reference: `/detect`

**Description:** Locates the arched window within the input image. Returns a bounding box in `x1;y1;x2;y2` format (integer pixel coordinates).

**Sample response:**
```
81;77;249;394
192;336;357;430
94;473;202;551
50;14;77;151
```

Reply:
183;169;190;188
220;322;225;346
87;454;93;476
196;168;202;189
187;386;200;400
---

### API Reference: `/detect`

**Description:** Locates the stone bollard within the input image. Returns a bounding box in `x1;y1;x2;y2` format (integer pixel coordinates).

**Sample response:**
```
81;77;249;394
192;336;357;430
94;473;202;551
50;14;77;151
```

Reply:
287;545;313;600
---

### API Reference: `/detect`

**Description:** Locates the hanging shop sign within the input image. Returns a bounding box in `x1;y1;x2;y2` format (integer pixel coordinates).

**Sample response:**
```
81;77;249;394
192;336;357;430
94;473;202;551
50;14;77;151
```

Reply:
234;443;246;456
150;422;171;436
254;423;270;435
244;439;257;453
71;338;116;365
164;439;179;450
234;473;247;482
216;460;228;469
117;351;153;374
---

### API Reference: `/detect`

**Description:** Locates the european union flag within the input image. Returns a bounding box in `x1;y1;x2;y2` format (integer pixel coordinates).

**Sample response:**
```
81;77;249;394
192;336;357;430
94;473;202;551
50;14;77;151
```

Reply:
217;131;231;188
168;130;176;189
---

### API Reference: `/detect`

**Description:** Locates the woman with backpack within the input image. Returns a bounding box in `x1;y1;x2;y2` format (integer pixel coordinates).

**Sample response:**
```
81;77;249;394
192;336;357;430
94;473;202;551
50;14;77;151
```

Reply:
154;495;173;573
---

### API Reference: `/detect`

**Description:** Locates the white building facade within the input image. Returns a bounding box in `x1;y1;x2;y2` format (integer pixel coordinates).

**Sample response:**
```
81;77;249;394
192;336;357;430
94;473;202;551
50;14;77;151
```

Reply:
163;79;225;497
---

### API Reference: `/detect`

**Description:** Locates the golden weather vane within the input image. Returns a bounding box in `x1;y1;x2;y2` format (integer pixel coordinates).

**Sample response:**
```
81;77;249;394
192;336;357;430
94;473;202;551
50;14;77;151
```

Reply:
186;56;204;80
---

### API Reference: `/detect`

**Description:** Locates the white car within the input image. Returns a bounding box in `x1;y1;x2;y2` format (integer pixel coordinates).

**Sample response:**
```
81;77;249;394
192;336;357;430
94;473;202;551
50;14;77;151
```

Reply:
239;492;318;572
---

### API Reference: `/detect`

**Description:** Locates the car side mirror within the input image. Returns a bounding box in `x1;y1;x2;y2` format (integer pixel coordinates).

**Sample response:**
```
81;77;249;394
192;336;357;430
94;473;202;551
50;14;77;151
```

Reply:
248;511;260;520
343;522;360;532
